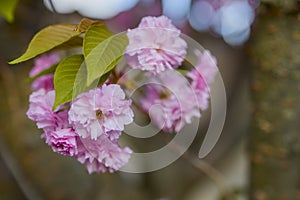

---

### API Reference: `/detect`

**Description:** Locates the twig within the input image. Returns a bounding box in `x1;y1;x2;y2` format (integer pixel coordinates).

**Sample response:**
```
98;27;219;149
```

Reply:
161;133;229;197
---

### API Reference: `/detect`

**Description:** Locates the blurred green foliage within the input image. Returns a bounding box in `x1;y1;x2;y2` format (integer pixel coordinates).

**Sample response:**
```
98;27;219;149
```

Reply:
0;0;18;23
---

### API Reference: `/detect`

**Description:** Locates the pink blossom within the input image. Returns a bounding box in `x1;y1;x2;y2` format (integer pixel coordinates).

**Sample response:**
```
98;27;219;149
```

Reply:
26;89;78;157
26;89;68;133
126;16;187;74
194;50;218;85
27;88;133;173
187;50;218;110
76;135;132;173
31;74;54;91
46;128;78;157
29;53;60;77
29;53;59;91
141;71;200;132
150;94;200;132
106;130;122;142
68;84;134;140
140;84;162;111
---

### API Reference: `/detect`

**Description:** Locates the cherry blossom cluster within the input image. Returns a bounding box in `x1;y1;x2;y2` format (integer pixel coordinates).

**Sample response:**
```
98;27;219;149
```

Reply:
126;16;217;132
26;16;218;173
27;54;133;173
138;49;217;133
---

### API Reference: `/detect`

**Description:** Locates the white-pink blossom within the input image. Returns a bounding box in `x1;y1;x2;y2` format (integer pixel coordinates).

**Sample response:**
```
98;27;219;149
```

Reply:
141;71;200;132
29;53;59;91
47;128;78;157
187;50;218;110
126;16;187;74
76;135;132;173
26;89;80;157
27;88;132;172
68;84;134;140
26;89;68;132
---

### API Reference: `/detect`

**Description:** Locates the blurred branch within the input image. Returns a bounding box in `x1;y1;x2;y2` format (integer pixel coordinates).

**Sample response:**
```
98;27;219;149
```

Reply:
248;8;300;199
0;61;42;200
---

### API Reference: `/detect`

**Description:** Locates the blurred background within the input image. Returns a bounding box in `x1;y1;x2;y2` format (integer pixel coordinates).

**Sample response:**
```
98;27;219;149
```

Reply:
0;0;299;199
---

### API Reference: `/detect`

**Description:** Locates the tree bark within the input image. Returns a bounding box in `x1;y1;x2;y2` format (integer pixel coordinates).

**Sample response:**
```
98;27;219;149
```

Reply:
249;4;300;200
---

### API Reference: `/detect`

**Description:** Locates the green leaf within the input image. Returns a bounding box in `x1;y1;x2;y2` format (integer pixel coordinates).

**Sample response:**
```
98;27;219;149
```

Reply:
52;36;83;51
83;24;113;58
72;61;98;102
9;24;82;64
85;32;129;85
53;55;83;109
53;54;99;110
0;0;18;23
9;18;101;64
